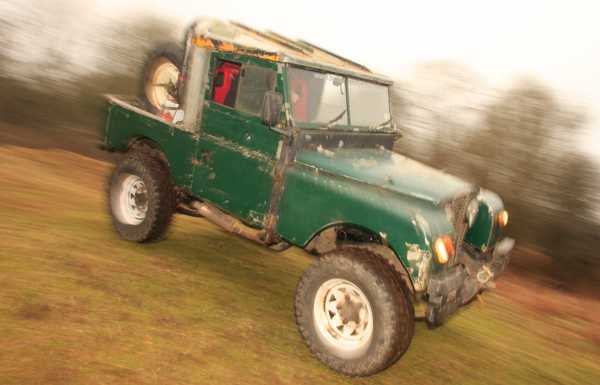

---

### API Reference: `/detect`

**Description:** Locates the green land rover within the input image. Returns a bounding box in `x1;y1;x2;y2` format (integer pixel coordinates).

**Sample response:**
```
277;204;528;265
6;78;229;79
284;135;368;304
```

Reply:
102;18;514;376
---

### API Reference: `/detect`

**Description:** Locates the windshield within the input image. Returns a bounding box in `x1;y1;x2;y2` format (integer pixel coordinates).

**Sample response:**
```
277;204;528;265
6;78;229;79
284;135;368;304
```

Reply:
287;66;391;129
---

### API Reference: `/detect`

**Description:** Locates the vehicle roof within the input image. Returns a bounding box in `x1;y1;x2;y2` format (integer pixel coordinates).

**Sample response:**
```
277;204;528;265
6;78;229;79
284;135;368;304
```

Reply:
191;18;393;85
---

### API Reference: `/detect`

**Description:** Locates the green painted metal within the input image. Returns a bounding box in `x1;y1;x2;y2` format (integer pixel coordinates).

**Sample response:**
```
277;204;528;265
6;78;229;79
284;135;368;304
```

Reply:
276;148;458;282
104;103;197;187
192;52;284;227
295;147;473;204
464;190;504;251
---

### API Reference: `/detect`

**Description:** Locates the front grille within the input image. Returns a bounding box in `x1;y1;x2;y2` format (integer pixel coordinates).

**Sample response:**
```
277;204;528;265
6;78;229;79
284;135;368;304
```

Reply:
446;194;472;247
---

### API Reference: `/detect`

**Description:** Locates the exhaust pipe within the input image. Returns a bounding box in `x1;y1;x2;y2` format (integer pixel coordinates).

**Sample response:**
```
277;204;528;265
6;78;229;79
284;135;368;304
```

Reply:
187;201;266;244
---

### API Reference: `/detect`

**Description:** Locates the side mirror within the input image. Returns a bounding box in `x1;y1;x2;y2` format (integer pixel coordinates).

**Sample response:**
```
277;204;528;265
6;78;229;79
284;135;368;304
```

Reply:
262;91;283;127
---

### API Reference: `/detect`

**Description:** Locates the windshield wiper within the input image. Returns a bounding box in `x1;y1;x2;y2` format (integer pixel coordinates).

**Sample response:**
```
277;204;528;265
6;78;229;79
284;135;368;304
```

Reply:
325;109;347;128
369;117;393;130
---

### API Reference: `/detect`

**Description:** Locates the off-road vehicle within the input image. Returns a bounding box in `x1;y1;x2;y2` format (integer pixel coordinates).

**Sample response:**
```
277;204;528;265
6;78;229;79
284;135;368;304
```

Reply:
102;18;514;376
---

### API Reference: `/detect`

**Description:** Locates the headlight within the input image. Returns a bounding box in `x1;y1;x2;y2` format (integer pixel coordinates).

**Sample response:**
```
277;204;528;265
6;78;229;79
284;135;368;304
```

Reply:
434;235;455;264
498;210;509;227
466;199;480;227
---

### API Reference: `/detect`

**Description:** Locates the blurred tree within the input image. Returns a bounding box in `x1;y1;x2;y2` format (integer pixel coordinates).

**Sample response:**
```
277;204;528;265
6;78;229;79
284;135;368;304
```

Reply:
393;67;599;282
545;152;600;280
0;1;177;129
464;79;590;243
393;61;490;176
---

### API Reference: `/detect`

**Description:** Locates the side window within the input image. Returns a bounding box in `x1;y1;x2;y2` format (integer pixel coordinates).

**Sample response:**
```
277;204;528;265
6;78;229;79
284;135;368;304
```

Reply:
236;64;277;116
212;60;241;108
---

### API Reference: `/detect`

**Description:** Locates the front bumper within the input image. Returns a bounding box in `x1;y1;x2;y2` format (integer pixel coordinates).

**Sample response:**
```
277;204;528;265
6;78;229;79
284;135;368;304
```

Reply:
425;237;514;327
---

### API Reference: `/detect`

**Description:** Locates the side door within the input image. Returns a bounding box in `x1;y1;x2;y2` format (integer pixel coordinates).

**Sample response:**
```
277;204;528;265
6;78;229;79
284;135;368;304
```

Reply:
192;52;284;227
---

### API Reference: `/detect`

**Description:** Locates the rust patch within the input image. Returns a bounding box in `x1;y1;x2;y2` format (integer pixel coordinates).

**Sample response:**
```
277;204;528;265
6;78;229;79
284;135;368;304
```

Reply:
192;37;280;62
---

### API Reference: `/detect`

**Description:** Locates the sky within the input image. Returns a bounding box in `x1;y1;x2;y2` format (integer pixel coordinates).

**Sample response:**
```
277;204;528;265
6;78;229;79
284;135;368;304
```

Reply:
4;0;598;152
94;0;599;156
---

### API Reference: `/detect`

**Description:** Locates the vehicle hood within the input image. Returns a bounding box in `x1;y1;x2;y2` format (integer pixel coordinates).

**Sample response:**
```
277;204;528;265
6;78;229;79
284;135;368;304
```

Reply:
295;147;474;204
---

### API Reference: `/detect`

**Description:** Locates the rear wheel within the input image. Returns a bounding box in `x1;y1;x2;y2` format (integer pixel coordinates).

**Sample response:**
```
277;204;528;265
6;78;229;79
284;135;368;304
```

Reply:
294;248;414;376
108;151;174;242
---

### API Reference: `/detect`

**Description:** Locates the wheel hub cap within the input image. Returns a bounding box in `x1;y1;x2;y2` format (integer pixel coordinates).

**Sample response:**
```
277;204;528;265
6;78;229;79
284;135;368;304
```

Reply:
111;174;148;225
313;278;374;357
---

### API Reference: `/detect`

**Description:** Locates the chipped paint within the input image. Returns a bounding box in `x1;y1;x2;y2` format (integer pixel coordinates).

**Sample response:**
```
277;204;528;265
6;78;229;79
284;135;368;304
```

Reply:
275;140;283;160
405;243;432;291
257;164;272;175
248;210;266;226
316;145;334;158
351;158;378;169
414;212;432;246
204;133;274;165
405;243;422;261
283;102;294;127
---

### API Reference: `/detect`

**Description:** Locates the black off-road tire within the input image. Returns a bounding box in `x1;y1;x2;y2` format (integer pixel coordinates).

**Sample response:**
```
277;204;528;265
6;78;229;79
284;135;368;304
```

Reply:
108;150;175;242
140;42;185;113
295;248;414;376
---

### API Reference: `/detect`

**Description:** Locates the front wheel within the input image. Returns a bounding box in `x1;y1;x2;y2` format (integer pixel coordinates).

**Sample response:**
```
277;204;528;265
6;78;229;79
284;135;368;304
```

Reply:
294;248;414;376
108;152;174;242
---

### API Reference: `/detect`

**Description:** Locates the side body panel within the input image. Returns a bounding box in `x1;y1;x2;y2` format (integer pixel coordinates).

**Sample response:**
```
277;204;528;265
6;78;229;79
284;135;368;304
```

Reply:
104;103;197;188
192;52;284;227
276;162;453;287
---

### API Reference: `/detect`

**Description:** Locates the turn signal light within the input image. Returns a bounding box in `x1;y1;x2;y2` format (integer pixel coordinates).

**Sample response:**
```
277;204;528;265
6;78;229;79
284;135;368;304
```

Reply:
498;210;509;227
434;235;455;264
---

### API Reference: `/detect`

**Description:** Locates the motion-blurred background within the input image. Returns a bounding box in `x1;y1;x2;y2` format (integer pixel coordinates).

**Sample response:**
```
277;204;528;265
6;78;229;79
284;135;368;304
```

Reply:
1;1;598;384
2;0;598;283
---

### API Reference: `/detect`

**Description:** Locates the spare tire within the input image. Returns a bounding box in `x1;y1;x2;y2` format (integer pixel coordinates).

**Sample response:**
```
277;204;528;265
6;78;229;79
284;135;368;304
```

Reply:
140;43;184;114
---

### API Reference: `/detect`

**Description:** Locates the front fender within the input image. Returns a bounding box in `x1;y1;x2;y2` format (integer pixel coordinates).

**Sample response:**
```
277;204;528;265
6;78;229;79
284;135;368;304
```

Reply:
464;189;504;251
276;164;453;289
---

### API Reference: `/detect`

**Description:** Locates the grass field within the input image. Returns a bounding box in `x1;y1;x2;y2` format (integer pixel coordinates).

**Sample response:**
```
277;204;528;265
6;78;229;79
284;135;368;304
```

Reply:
1;144;599;384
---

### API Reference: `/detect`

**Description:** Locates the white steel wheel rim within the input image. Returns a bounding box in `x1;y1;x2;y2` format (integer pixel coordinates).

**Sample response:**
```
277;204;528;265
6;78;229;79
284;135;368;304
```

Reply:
313;278;374;358
146;59;179;110
111;173;148;225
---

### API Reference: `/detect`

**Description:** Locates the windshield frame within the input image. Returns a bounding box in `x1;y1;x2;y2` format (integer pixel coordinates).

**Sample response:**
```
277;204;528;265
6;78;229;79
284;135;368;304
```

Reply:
284;64;394;133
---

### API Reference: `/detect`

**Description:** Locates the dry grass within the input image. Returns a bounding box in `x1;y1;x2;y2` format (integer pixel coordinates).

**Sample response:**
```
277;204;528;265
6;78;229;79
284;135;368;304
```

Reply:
0;144;598;385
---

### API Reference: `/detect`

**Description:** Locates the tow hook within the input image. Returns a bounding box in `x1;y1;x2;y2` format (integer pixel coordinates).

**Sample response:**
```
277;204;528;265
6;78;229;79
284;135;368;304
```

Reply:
476;265;494;285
